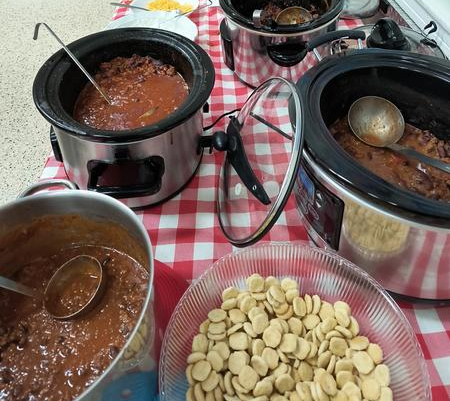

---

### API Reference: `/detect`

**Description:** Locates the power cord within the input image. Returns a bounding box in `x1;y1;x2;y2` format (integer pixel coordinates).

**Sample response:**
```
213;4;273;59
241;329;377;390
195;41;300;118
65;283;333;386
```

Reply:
203;108;241;132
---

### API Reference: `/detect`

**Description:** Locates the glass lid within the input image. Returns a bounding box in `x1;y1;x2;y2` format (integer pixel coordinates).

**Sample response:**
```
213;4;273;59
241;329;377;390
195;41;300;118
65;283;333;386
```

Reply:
217;77;304;246
344;20;445;59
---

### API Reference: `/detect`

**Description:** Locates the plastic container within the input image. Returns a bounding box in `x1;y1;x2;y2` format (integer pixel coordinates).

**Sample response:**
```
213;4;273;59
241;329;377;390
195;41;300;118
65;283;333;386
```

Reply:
159;242;431;401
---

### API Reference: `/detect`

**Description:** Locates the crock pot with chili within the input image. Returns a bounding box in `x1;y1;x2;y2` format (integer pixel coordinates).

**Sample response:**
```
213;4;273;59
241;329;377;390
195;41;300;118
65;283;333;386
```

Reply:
261;0;329;24
330;117;450;202
0;244;148;401
73;54;189;131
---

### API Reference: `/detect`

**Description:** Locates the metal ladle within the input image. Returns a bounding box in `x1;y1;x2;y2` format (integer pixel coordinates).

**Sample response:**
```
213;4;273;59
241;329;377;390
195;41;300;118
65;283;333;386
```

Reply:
348;96;450;174
33;23;113;105
109;2;212;19
276;6;313;25
0;255;106;320
110;2;150;11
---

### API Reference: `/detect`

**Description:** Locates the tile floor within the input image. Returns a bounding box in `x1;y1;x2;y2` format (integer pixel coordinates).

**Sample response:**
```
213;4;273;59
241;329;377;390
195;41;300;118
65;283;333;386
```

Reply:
0;0;111;204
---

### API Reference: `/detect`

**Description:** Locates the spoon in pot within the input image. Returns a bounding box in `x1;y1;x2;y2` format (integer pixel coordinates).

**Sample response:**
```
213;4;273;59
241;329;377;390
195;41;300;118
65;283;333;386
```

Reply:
276;6;313;25
110;2;150;11
33;23;113;106
110;2;211;18
0;255;106;320
348;96;450;174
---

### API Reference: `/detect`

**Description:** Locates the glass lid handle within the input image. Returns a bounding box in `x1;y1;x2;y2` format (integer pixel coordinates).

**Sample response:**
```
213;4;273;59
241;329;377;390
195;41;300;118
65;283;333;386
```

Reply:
213;118;271;206
421;21;438;47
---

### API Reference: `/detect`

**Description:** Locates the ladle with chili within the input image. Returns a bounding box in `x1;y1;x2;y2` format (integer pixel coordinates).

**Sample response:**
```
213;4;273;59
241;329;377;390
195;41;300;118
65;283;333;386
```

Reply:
0;255;106;320
33;23;113;106
348;96;450;174
275;6;313;24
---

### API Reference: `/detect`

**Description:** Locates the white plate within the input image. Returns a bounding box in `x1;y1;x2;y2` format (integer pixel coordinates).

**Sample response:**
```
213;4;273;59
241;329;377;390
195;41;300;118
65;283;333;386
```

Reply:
106;12;198;41
131;0;199;16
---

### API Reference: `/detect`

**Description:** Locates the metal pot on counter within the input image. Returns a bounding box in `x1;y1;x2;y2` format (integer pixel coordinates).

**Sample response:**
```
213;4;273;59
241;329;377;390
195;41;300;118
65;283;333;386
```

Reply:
209;49;450;301
219;0;362;87
33;29;215;208
0;180;157;400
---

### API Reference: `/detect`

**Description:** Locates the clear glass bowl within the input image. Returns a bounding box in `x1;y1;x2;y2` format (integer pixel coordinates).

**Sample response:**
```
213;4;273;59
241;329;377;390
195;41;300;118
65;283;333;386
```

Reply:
159;243;430;400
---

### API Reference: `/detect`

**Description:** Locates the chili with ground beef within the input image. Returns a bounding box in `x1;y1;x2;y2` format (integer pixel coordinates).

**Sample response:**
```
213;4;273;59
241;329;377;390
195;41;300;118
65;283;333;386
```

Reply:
330;118;450;202
73;54;189;130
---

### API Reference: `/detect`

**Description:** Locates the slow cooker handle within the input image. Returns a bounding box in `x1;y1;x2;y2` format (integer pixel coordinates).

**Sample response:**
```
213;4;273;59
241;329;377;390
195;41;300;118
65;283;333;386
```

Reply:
267;30;366;67
49;127;63;162
202;118;271;206
18;179;78;199
220;19;235;71
87;156;165;199
225;120;271;205
306;30;366;60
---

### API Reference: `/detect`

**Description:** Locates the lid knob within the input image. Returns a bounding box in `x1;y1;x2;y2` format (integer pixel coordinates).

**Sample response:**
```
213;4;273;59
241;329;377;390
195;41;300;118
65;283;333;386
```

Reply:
212;131;229;151
367;18;411;51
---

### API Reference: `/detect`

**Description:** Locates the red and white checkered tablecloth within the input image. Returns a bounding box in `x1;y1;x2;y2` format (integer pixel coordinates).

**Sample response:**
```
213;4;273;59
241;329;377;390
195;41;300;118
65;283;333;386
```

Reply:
39;3;450;399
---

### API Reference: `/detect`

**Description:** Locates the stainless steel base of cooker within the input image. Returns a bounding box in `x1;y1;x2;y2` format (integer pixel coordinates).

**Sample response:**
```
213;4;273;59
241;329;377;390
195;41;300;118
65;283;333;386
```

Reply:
221;16;339;88
53;110;203;209
295;151;450;301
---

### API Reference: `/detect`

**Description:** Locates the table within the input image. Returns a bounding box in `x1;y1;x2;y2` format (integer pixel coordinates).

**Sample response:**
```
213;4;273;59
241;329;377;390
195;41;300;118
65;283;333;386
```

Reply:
40;3;450;399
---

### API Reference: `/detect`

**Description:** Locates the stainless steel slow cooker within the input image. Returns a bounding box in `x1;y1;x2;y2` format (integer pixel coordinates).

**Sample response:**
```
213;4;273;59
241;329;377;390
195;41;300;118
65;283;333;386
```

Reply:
33;29;215;208
295;49;450;301
208;50;449;301
219;0;352;87
0;179;157;400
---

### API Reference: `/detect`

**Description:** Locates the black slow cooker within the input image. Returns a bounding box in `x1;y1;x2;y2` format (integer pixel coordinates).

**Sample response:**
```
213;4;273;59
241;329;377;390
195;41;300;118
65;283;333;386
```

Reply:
33;28;215;208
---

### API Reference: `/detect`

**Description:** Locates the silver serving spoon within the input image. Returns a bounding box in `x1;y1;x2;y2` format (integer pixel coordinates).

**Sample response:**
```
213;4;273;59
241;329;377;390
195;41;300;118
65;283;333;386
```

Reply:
110;1;150;11
0;255;106;320
110;1;210;19
276;6;313;25
33;23;113;105
348;96;450;174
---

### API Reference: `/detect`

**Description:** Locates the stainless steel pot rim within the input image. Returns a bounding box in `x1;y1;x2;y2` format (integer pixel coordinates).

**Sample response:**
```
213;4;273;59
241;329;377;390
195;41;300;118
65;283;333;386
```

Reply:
3;184;155;401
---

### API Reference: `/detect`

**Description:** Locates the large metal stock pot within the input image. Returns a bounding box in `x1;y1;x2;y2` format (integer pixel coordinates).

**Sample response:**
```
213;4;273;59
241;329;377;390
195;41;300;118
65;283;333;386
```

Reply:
0;180;156;400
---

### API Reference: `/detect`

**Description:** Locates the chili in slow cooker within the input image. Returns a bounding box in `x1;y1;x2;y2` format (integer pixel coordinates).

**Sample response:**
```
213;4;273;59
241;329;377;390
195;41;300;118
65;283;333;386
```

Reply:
261;0;327;24
73;54;189;131
0;245;148;401
330;118;450;202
